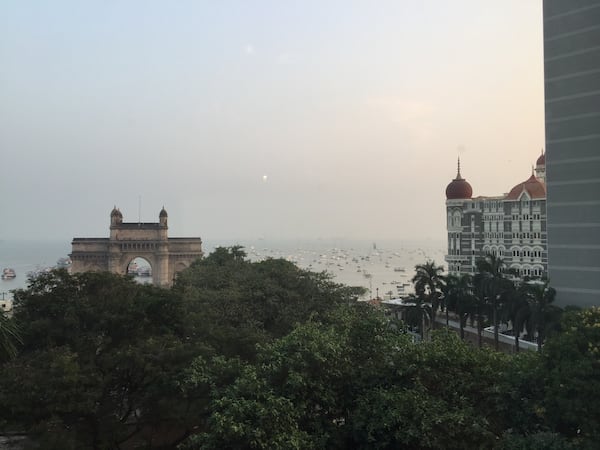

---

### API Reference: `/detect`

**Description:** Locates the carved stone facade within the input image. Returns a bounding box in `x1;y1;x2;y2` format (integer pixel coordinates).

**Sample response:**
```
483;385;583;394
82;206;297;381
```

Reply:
70;207;203;286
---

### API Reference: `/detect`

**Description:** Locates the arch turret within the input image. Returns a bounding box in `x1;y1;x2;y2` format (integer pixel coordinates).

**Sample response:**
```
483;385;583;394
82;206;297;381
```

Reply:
110;206;123;226
159;207;168;227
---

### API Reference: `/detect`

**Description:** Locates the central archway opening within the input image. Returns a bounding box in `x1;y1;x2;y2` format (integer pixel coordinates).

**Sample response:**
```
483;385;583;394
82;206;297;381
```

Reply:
127;257;153;284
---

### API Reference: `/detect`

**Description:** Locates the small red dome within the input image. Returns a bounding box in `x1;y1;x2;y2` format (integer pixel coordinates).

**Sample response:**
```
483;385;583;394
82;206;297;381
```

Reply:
446;158;472;200
536;152;545;166
506;174;546;200
446;176;473;200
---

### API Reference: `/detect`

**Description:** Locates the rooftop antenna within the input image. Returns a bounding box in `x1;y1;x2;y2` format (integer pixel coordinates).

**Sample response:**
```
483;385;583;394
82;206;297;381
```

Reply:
138;195;141;224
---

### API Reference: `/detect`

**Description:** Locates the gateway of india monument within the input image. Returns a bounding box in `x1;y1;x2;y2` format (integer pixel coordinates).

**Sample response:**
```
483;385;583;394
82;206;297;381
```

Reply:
70;207;203;286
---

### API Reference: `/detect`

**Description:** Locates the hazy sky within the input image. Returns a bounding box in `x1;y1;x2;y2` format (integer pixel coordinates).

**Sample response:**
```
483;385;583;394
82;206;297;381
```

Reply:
1;1;544;242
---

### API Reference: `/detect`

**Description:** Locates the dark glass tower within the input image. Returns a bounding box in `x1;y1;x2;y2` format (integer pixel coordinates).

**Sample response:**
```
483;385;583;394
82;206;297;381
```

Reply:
543;1;600;306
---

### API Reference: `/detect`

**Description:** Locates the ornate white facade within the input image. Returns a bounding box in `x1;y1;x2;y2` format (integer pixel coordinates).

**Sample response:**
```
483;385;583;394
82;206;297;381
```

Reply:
445;154;547;278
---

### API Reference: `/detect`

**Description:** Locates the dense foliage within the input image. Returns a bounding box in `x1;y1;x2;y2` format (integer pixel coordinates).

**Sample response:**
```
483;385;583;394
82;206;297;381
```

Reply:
0;248;598;449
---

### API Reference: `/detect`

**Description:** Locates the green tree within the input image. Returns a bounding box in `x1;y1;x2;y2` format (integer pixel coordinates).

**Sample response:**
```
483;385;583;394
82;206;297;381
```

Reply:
540;307;600;446
174;247;364;361
180;304;547;449
0;270;195;449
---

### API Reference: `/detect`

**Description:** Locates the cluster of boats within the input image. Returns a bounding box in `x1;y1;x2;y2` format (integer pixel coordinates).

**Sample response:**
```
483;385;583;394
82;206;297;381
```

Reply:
243;243;444;300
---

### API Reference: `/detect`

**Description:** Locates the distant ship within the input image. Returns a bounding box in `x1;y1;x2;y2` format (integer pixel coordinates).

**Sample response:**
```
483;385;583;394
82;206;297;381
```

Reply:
1;268;16;280
56;257;72;269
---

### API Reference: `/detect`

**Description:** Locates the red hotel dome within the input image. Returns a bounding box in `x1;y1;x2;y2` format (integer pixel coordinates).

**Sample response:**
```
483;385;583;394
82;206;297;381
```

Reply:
446;159;473;200
506;174;546;200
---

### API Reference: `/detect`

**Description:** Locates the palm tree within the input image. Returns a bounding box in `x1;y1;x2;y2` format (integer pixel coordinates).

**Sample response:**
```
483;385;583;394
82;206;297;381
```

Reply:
0;310;21;362
440;273;458;327
443;273;476;340
402;294;432;341
469;291;487;348
411;261;444;324
506;287;530;352
521;280;557;352
474;254;514;351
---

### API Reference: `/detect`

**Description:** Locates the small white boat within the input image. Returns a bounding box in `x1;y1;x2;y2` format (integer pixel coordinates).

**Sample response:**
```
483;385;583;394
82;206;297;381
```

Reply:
2;268;16;280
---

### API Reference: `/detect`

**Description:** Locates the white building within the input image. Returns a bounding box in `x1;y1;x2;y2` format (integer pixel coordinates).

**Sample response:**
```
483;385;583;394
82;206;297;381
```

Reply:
445;154;547;278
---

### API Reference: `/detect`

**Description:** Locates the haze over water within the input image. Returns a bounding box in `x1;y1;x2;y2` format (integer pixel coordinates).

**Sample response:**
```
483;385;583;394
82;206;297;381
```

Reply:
0;1;544;244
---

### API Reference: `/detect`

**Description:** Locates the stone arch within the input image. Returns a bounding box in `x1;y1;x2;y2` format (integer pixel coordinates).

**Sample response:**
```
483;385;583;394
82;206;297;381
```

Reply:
124;255;155;284
120;254;156;274
169;261;190;284
70;207;203;287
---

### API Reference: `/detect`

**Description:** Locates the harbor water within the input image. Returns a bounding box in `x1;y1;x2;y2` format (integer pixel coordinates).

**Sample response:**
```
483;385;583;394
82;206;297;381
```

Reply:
0;238;446;301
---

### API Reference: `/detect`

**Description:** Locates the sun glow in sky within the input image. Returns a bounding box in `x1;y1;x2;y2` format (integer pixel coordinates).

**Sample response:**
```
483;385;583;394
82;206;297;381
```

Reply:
0;1;544;241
